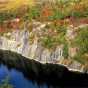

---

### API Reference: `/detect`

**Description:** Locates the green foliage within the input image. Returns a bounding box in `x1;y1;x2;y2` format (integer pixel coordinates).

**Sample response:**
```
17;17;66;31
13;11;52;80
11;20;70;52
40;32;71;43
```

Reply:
40;25;67;49
24;6;40;21
48;10;64;20
73;54;85;64
63;43;69;59
54;25;67;44
41;36;55;49
47;0;88;21
0;11;17;24
71;9;88;18
75;27;88;54
56;25;67;34
0;0;88;22
71;11;83;18
73;27;88;64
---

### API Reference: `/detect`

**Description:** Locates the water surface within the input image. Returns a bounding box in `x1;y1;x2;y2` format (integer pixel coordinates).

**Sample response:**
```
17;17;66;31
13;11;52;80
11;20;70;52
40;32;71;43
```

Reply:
0;64;48;88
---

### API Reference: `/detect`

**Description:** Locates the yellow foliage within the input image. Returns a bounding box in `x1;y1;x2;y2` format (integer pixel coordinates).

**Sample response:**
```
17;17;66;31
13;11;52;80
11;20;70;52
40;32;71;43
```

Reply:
0;0;34;11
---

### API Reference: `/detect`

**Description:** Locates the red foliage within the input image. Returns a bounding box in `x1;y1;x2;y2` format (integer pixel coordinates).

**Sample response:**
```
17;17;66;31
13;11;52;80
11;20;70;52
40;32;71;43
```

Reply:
79;18;88;24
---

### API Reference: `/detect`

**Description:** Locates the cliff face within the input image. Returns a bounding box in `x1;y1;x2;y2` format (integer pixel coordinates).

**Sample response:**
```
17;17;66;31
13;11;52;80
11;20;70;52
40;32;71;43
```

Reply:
0;27;63;63
0;21;87;73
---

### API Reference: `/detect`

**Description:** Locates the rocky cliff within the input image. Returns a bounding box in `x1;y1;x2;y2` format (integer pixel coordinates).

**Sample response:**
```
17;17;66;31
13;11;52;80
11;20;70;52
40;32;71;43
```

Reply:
0;21;88;73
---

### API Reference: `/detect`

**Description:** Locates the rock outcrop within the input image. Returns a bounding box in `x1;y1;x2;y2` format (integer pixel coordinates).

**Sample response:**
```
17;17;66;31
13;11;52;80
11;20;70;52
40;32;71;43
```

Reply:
0;21;88;72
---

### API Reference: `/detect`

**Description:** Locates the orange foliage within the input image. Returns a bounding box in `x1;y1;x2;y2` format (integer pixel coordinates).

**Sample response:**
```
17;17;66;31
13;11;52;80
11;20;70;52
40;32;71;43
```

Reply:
0;26;5;33
73;3;86;12
52;17;88;27
10;18;20;29
41;6;53;18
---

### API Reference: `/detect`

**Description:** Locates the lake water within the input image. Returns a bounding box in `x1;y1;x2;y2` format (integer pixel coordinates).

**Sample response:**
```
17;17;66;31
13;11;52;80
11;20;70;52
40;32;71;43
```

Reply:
0;64;48;88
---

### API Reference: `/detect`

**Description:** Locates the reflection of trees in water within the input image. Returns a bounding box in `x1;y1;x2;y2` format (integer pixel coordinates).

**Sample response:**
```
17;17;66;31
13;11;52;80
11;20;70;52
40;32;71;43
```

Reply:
0;76;13;88
0;50;88;87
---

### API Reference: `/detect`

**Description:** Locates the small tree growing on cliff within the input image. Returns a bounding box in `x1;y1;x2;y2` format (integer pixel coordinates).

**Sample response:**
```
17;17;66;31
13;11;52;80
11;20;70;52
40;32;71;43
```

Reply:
63;43;69;59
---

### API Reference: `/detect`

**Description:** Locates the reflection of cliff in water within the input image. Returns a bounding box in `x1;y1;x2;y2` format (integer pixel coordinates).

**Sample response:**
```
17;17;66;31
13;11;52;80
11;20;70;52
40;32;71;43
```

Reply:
0;49;88;87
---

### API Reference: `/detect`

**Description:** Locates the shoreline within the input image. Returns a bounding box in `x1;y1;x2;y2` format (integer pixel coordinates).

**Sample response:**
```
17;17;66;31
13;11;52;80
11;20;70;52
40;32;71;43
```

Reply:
0;49;88;87
0;48;84;73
